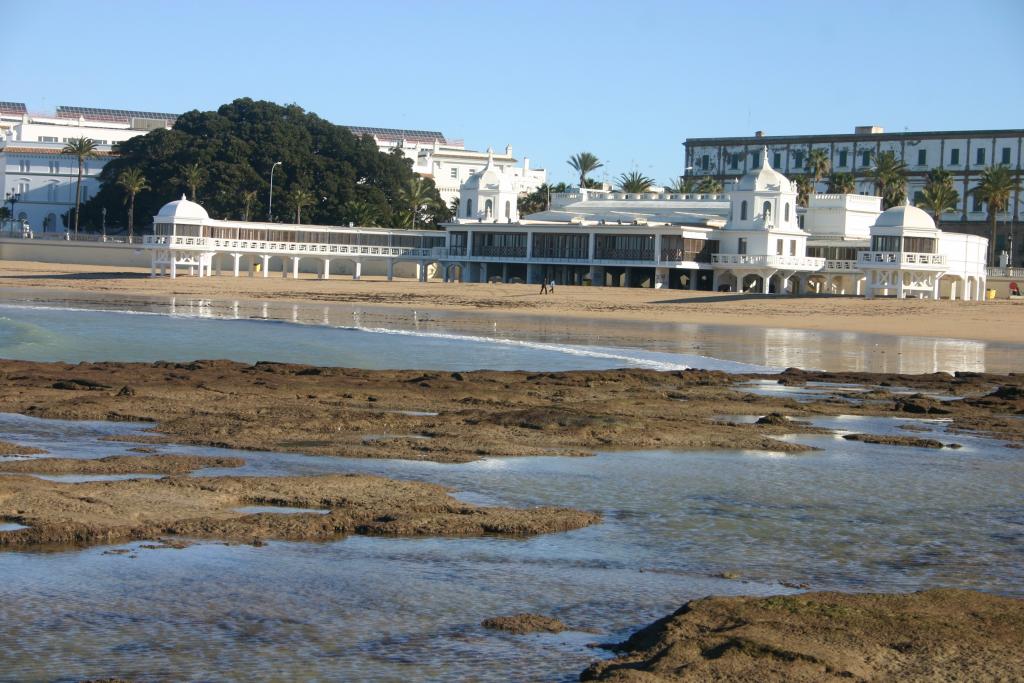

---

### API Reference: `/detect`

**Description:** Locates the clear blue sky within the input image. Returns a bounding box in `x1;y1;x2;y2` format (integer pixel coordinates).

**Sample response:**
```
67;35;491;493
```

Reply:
7;0;1023;186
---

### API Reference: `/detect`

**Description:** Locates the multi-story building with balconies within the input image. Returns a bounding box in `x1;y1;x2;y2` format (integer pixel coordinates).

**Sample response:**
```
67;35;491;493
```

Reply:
684;126;1022;260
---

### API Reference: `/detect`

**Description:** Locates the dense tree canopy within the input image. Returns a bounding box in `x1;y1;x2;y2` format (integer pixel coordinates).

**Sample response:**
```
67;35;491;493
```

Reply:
81;98;449;232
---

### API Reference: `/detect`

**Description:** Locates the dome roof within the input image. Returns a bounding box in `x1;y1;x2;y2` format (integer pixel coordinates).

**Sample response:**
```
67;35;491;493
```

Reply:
156;195;209;221
872;204;936;231
736;147;792;192
463;150;513;193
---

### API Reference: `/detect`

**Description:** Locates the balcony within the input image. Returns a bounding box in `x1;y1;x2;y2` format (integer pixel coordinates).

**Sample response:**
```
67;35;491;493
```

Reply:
711;254;826;270
859;251;946;268
822;259;861;272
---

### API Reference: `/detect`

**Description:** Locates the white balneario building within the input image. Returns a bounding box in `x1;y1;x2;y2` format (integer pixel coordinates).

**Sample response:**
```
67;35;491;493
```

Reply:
0;102;176;232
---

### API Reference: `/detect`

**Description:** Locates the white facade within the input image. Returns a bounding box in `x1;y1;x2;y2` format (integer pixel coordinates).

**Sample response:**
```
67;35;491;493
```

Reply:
1;105;174;233
346;125;546;207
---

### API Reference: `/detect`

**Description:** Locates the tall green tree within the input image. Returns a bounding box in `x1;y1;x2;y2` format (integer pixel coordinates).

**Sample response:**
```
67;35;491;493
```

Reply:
398;176;443;228
616;170;655;193
972;165;1023;265
62;137;97;235
869;150;908;209
793;175;814;207
116;167;150;242
916;168;959;226
567;152;603;188
826;172;856;194
242;190;258;221
343;199;381;227
666;177;697;194
178;162;206;201
696;177;723;195
807;148;831;193
288;187;316;224
82;98;444;231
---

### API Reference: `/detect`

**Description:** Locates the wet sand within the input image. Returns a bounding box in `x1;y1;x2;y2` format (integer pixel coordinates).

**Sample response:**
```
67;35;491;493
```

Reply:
1;261;1022;343
581;589;1024;682
0;454;244;475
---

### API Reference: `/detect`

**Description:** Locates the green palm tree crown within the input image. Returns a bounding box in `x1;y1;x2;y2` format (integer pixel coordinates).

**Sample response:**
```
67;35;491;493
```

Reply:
617;170;655;194
567;152;603;188
826;172;857;194
179;163;207;202
62;137;98;234
916;167;959;226
807;148;831;186
666;177;698;194
696;177;723;195
344;199;381;227
869;151;908;209
241;190;258;221
793;175;814;207
116;167;150;240
288;187;316;224
399;176;440;228
972;165;1023;265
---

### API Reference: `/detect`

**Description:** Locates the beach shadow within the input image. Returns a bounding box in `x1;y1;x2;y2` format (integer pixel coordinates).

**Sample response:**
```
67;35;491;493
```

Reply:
652;293;848;305
0;272;151;281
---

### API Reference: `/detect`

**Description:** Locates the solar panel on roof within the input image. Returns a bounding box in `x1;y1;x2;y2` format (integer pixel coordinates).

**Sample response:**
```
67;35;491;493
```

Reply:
56;105;178;123
0;102;27;115
345;125;446;144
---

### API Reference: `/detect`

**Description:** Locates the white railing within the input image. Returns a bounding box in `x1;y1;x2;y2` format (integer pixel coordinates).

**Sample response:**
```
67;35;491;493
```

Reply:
711;254;826;269
823;259;860;272
987;266;1024;278
144;234;441;259
859;251;946;267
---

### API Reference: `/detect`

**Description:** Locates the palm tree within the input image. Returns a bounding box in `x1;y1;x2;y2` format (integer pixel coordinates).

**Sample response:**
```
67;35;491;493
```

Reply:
179;163;206;202
448;197;460;216
666;177;697;194
399;176;440;228
288;187;315;224
242;190;258;221
696;177;723;195
617;170;655;193
793;175;814;207
807;148;831;194
567;152;603;188
116;167;150;242
61;137;97;235
869;151;908;209
826;172;857;194
916;168;959;226
972;165;1023;265
344;199;381;227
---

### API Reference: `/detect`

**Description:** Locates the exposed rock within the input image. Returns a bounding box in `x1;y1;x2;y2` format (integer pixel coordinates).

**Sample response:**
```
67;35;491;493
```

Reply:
0;454;244;475
580;590;1024;682
0;440;46;456
482;613;568;634
841;433;948;449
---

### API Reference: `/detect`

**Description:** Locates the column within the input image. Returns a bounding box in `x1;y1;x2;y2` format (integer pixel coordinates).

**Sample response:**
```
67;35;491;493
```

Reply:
232;253;241;277
322;258;331;280
689;269;699;290
502;263;509;283
932;275;941;300
150;254;156;277
480;263;488;283
261;254;270;278
169;254;177;279
386;259;394;282
353;261;362;280
417;260;426;282
526;232;534;259
761;270;772;294
215;254;222;277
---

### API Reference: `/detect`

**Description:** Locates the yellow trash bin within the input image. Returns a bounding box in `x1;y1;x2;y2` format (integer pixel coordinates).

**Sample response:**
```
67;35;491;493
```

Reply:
986;289;996;300
255;263;262;273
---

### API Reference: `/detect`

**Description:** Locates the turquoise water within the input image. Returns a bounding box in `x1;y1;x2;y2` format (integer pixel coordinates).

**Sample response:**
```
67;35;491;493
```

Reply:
0;412;1020;681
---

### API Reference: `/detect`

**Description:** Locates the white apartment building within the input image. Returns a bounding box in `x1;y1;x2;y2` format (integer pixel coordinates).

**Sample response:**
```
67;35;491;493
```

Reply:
684;126;1023;257
0;102;176;232
344;125;546;207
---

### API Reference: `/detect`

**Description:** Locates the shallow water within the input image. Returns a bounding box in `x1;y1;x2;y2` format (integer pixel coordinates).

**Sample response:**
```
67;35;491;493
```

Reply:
2;288;1023;373
0;412;1020;681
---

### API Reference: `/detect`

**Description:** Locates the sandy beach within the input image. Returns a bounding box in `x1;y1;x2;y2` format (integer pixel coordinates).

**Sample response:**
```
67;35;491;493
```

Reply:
1;261;1022;344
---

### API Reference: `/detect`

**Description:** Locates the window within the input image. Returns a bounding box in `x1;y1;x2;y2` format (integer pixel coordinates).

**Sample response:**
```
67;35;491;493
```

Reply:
49;160;60;174
838;150;848;167
790;240;797;256
976;148;985;165
751;151;760;167
46;182;58;202
449;168;458;179
740;200;748;220
18;180;29;195
773;152;781;168
701;154;710;170
18;159;30;173
39;136;57;143
737;238;747;255
1002;147;1011;165
784;203;790;221
793;151;803;168
917;149;927;166
762;200;772;220
776;238;783;255
465;198;473;217
861;151;871;166
903;237;936;253
729;153;738;170
973;194;983;212
504;201;510;219
950;148;960;165
913;190;924;204
872;235;901;252
484;199;492;217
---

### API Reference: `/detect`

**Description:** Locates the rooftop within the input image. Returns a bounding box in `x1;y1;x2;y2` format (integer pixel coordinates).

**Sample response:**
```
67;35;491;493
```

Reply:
345;125;446;145
0;102;27;116
56;105;178;124
686;127;1024;145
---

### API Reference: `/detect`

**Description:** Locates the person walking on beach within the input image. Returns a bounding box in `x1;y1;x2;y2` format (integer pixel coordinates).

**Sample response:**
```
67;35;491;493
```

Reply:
549;279;556;294
539;280;548;295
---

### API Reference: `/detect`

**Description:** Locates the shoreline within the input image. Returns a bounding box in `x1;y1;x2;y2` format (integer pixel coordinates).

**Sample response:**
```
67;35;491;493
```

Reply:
1;261;1023;344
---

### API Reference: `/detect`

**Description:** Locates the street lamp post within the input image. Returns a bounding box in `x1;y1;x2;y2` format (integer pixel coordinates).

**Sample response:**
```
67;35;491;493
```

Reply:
5;191;21;232
101;207;107;241
268;161;283;221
